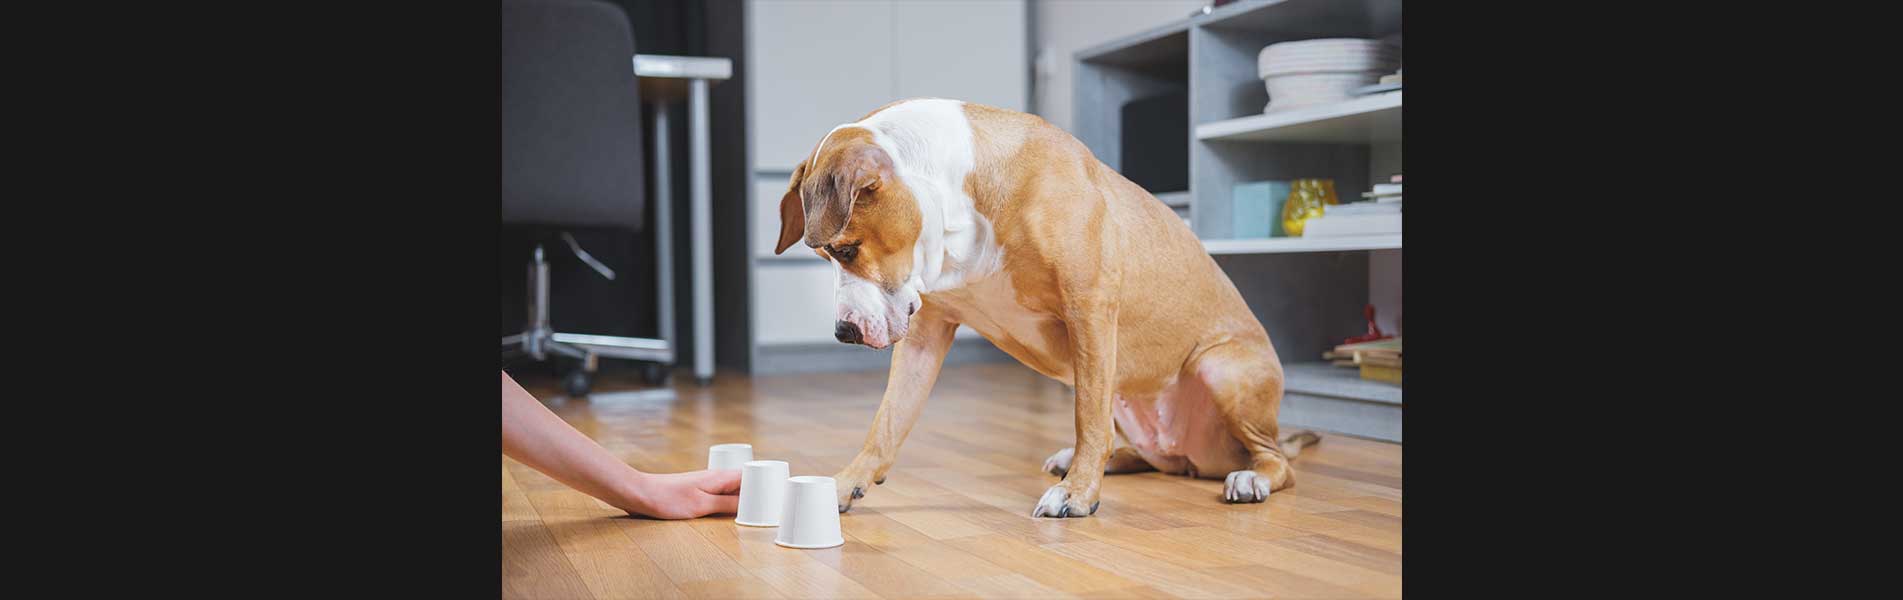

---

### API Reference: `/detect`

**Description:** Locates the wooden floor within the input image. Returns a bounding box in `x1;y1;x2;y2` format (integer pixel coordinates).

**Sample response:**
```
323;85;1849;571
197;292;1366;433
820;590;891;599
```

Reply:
504;362;1402;599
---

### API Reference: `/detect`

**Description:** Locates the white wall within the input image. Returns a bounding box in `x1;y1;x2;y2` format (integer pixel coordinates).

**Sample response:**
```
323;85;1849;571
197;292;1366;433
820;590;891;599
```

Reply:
1031;0;1206;132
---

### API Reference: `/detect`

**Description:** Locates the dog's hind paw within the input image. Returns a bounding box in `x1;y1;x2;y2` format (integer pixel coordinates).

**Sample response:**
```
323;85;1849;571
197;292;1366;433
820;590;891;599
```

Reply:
1042;448;1074;478
1223;470;1272;503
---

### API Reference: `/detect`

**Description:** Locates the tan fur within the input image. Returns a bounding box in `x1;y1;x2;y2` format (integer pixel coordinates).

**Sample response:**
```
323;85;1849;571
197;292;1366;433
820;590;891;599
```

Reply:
783;100;1316;516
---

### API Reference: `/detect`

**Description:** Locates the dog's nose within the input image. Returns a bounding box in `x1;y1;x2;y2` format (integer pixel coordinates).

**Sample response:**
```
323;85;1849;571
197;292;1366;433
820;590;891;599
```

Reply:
834;320;862;344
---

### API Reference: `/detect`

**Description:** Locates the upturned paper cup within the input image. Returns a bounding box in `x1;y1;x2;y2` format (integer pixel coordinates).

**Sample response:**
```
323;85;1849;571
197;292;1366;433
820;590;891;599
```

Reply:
735;460;790;527
774;476;845;549
707;443;752;470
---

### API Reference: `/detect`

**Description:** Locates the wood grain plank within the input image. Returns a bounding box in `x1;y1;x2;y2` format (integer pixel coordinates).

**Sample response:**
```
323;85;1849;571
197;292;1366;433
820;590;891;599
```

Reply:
1200;563;1375;599
1039;540;1261;599
1329;495;1403;517
951;573;1079;599
943;534;1142;594
502;520;595;600
750;562;883;600
529;490;685;599
808;537;972;599
1312;508;1403;534
503;459;542;522
687;519;814;569
1266;534;1404;577
676;577;791;600
616;519;753;584
840;511;1017;581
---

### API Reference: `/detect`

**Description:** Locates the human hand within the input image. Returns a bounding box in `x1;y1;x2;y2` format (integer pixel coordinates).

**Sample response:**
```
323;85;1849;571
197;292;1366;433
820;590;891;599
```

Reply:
620;469;742;519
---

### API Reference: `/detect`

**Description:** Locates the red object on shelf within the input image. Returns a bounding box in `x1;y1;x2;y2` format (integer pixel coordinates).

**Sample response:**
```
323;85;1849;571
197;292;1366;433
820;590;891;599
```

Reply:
1341;304;1393;345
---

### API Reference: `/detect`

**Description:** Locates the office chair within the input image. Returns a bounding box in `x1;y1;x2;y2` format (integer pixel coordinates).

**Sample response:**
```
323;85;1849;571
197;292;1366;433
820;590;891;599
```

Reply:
500;0;671;395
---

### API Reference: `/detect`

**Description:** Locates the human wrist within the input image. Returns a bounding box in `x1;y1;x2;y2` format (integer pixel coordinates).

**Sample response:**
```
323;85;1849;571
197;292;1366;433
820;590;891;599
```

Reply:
610;468;655;515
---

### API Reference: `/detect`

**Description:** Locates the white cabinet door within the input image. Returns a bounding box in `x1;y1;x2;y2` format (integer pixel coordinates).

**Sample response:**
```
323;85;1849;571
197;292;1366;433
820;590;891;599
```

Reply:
748;0;897;171
892;0;1027;112
753;261;841;345
754;174;796;259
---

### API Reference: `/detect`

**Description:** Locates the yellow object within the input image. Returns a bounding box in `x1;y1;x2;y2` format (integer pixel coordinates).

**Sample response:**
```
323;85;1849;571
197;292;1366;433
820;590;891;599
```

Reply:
1280;178;1340;237
1360;364;1402;384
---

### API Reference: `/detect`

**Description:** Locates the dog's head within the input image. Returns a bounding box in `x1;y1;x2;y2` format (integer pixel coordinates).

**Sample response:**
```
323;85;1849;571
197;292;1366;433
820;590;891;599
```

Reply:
774;128;922;350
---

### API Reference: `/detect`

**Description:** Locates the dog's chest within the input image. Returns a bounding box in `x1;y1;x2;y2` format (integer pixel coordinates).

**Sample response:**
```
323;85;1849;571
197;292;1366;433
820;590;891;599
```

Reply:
932;275;1074;383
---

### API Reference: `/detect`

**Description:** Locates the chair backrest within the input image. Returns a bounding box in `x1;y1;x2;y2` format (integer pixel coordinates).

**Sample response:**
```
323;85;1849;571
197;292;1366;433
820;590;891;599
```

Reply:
501;0;646;231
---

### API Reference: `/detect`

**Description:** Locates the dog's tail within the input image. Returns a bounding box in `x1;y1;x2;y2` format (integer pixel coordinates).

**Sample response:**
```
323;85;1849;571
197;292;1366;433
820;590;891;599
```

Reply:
1280;430;1322;459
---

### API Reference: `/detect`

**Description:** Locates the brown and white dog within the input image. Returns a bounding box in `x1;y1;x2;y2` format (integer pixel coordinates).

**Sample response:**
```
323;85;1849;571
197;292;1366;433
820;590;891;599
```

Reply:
775;98;1319;518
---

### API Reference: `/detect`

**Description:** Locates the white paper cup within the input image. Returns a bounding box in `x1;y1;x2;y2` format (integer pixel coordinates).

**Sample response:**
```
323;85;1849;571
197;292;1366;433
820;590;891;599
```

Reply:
774;475;845;549
735;460;790;527
707;443;753;470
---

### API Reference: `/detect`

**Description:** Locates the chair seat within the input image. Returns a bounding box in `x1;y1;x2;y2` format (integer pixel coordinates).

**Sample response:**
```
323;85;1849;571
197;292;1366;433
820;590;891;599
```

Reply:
501;0;646;232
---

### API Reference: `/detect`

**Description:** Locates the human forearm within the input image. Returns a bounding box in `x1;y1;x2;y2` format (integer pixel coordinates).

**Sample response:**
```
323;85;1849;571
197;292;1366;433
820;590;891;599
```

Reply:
500;372;647;511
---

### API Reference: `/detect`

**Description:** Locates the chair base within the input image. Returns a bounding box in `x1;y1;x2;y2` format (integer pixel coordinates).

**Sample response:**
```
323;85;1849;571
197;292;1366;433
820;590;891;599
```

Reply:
503;244;674;394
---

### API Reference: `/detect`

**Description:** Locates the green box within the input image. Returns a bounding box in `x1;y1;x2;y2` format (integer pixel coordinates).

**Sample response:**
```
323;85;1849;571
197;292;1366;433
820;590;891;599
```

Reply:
1232;180;1290;238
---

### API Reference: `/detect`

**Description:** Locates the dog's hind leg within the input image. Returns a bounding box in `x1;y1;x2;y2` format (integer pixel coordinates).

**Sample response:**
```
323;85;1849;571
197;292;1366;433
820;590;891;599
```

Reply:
1044;427;1156;477
1197;341;1318;503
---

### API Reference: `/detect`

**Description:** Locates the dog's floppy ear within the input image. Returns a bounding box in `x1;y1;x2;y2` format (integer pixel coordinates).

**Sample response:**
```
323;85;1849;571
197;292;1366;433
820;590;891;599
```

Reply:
774;159;810;255
802;143;894;245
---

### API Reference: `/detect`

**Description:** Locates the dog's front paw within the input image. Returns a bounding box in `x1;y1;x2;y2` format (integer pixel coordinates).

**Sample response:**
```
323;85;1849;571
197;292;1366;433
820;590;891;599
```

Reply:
832;469;875;513
1042;448;1074;478
1223;470;1272;503
1031;482;1099;518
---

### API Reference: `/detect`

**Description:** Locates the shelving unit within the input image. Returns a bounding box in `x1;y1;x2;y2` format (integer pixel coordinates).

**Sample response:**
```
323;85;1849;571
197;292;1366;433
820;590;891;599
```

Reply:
1075;0;1403;441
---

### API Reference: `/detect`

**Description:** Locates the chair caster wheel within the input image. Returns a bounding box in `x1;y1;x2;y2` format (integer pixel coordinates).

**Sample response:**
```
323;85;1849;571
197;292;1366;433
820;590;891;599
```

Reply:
562;370;593;397
642;363;669;386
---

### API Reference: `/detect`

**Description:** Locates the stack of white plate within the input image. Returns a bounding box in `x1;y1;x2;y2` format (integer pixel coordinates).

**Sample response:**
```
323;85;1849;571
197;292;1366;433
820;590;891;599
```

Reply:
1258;39;1399;112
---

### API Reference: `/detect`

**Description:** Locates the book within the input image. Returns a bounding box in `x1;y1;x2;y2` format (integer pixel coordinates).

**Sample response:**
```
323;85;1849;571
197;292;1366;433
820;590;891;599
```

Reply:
1360;364;1402;384
1335;338;1401;353
1356;353;1401;368
1303;212;1402;237
1325;202;1401;216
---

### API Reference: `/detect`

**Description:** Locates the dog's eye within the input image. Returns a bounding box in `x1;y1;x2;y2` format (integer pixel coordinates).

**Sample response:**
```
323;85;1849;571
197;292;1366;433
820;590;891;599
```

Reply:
830;244;859;262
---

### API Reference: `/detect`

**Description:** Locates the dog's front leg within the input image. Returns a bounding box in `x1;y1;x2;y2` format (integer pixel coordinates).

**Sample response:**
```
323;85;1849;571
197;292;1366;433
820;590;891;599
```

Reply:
1032;310;1117;518
833;304;957;513
1033;237;1122;518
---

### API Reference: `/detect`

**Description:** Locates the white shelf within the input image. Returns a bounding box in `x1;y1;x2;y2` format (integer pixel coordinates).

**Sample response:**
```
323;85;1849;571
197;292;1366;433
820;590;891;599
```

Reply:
1284;362;1401;405
1195;91;1401;144
1203;234;1400;255
1155;191;1191;207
